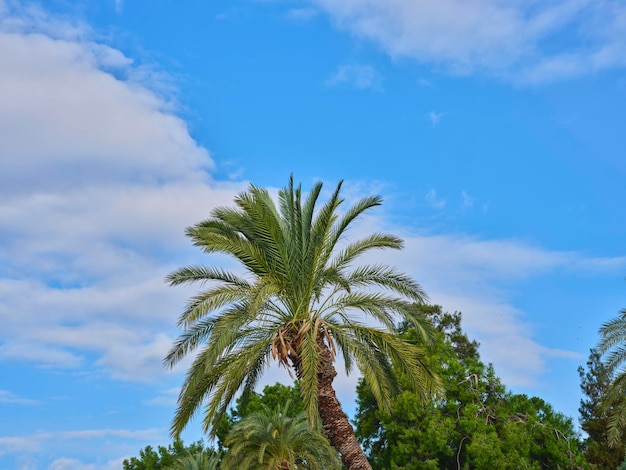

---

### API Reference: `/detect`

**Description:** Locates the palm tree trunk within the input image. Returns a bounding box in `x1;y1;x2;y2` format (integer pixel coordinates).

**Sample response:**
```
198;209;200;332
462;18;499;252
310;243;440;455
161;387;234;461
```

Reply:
315;337;373;470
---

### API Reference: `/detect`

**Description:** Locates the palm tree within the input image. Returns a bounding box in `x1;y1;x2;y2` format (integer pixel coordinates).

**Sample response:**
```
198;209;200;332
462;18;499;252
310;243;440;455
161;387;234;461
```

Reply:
598;307;626;447
167;452;220;470
222;401;341;470
165;177;441;469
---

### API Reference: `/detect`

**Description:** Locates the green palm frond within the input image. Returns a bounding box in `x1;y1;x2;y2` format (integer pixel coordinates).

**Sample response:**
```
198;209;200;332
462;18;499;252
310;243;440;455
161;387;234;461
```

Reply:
604;345;626;377
165;301;254;371
166;266;250;287
330;322;439;410
604;372;626;447
171;329;274;437
202;340;272;434
164;317;217;367
599;310;626;353
597;308;626;447
176;286;246;328
328;234;403;274
297;326;323;427
329;324;398;409
330;292;415;330
345;265;428;302
330;194;382;244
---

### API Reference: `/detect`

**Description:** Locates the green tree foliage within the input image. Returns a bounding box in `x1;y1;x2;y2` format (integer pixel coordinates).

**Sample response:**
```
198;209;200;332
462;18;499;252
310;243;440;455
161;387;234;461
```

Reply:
123;439;217;470
578;348;626;469
165;177;441;469
354;305;588;470
221;400;341;470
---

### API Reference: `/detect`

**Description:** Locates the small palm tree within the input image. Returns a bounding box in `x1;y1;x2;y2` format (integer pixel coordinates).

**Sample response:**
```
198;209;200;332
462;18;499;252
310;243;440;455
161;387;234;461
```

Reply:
598;307;626;446
165;177;441;469
222;401;341;470
167;451;220;470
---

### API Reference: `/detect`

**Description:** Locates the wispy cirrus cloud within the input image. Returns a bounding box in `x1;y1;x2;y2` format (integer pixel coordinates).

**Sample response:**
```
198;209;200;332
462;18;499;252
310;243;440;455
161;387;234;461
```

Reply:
0;436;39;457
49;457;127;470
427;110;444;125
307;0;626;83
145;387;180;407
285;7;318;22
461;190;474;209
425;188;446;209
0;390;40;405
325;64;381;90
0;428;163;457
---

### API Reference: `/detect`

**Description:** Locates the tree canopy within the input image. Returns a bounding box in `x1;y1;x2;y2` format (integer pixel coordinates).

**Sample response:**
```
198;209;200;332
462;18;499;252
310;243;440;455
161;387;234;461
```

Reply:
354;305;587;470
123;440;216;470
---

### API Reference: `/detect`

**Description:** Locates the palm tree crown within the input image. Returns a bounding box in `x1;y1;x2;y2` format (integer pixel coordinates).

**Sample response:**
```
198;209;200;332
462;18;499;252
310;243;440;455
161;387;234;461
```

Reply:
222;401;341;470
165;177;440;469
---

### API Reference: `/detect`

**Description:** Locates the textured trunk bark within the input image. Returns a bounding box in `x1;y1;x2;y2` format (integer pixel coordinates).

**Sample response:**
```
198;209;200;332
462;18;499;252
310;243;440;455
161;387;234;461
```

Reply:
315;337;373;470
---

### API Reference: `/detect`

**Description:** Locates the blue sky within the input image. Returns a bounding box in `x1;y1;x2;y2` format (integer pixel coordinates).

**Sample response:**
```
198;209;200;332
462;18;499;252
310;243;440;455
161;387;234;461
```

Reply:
1;0;626;468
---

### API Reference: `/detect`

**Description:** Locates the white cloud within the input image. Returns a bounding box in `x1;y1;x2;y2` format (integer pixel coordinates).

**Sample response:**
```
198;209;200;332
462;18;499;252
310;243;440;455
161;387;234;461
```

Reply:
0;1;87;41
425;188;445;209
0;30;211;195
427;110;444;125
0;3;247;383
0;429;163;461
308;0;626;82
145;387;180;407
0;436;40;457
285;7;318;22
0;341;84;369
48;457;126;470
0;390;40;405
569;255;626;274
325;64;381;89
461;190;473;209
57;429;163;440
392;233;570;301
